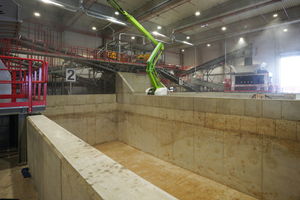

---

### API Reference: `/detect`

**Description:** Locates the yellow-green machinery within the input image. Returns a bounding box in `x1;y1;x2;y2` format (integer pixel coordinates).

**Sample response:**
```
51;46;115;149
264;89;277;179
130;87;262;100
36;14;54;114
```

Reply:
107;0;168;95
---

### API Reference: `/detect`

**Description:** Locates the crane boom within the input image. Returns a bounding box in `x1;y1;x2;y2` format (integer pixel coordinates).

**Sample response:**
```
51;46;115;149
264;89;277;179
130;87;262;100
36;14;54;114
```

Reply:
107;0;166;95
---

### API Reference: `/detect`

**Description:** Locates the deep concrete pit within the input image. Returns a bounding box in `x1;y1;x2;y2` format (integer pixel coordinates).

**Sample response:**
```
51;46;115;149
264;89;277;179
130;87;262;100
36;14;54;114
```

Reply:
94;141;257;200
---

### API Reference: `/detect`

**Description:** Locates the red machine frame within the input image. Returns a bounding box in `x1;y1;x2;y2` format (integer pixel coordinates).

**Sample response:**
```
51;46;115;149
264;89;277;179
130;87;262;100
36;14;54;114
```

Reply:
0;56;48;113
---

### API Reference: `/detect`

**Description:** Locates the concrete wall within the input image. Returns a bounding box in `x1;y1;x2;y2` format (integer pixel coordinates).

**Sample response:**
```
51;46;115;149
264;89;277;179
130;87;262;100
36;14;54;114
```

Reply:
27;115;177;200
44;94;117;146
165;51;181;65
39;73;300;200
116;94;300;200
115;73;300;200
116;72;152;94
62;31;102;49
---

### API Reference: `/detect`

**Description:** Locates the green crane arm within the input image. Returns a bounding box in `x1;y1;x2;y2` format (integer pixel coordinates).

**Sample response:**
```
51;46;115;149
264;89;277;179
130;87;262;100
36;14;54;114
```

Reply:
107;0;164;93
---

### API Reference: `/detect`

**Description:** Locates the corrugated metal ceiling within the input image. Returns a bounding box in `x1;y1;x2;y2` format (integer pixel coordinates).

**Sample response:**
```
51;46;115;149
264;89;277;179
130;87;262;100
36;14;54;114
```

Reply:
181;0;300;35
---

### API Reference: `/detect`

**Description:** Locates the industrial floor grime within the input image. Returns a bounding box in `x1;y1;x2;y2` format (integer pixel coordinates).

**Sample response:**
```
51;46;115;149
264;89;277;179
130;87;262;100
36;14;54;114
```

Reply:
0;155;38;200
94;141;258;200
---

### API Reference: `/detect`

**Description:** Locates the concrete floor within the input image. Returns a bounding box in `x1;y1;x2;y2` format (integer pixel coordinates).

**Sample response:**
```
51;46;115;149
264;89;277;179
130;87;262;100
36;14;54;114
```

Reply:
94;141;258;200
0;155;38;200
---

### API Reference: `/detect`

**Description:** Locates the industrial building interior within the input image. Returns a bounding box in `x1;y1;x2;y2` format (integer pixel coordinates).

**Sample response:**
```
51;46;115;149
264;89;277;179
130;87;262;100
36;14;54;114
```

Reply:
0;0;300;199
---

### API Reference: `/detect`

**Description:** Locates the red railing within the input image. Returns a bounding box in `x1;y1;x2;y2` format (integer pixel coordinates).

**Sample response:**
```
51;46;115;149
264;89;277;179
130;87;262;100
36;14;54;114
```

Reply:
0;56;47;113
0;38;191;70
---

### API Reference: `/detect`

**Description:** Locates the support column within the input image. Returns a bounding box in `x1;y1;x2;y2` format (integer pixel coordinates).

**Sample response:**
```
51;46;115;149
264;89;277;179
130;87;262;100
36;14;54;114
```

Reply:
18;114;27;165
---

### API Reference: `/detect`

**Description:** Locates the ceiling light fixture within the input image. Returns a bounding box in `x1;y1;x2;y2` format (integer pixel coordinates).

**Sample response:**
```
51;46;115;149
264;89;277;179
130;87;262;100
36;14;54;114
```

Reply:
183;41;194;46
157;26;161;29
92;27;97;30
34;12;40;17
240;37;244;41
187;36;190;39
222;27;226;31
273;14;278;17
41;0;65;7
131;36;135;40
182;49;185;52
107;18;126;25
195;11;200;16
115;11;119;15
207;44;210;47
283;29;288;32
152;31;167;37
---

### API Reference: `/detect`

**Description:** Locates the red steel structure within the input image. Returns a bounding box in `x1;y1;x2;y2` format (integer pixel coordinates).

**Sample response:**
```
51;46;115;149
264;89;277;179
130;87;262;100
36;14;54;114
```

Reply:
0;37;189;71
0;56;48;113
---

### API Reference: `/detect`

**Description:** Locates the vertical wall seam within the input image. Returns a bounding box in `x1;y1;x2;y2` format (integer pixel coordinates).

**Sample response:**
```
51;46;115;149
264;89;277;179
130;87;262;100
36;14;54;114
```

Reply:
222;129;224;184
261;135;264;200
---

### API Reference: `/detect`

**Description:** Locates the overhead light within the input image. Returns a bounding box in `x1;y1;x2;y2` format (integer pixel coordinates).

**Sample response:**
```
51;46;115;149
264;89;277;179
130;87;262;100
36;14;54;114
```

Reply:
183;41;194;46
182;49;185;52
92;27;97;30
131;36;135;40
240;37;244;41
41;0;65;7
201;24;208;28
273;14;278;17
195;11;200;16
207;44;210;47
34;12;40;17
157;26;161;29
152;31;169;38
283;29;288;32
187;36;190;39
115;11;119;15
107;18;126;25
222;27;226;31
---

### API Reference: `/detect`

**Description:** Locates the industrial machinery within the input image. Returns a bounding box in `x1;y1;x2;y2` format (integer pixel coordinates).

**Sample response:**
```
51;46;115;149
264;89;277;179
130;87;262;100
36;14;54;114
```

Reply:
137;54;151;64
107;0;168;95
230;62;273;92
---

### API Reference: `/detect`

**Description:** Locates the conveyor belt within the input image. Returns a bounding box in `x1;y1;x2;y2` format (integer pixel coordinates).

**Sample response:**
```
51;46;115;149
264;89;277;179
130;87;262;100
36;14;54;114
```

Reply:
182;43;253;75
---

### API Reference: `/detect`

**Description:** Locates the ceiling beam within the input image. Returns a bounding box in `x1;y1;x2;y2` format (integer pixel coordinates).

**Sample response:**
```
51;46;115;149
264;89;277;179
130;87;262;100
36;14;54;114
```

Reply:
166;0;280;33
132;0;172;18
165;6;300;50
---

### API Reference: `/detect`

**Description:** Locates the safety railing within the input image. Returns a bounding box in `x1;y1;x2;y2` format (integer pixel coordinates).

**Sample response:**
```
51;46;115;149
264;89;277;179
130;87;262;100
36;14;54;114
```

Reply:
0;38;190;70
0;56;48;113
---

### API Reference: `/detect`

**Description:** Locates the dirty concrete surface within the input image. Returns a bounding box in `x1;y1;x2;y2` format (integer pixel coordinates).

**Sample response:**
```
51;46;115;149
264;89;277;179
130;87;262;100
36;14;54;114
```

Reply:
0;155;38;200
94;141;258;200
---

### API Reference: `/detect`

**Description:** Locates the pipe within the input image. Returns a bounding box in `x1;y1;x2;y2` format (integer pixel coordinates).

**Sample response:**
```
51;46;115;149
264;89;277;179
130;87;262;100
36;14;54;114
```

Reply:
108;26;115;41
225;38;227;78
156;39;172;44
95;23;113;49
194;46;197;91
175;39;195;47
84;9;131;26
105;40;118;52
39;0;131;26
118;33;146;61
251;0;269;24
280;0;291;22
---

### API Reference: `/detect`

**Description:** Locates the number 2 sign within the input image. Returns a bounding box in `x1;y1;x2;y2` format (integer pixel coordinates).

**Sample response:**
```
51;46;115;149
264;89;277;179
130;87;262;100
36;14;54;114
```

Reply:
66;69;76;82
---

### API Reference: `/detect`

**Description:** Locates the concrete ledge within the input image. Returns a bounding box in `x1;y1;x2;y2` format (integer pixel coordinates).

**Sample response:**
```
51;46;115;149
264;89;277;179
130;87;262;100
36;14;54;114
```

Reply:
27;115;177;200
